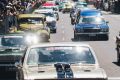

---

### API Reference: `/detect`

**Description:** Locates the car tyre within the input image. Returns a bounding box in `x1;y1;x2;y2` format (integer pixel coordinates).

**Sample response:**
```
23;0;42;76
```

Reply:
71;19;75;25
54;29;56;33
16;71;24;80
59;9;62;12
117;46;120;63
52;29;56;33
74;33;78;40
62;11;65;13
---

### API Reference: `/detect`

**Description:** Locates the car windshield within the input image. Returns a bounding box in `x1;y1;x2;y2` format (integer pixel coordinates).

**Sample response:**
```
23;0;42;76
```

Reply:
79;17;105;24
1;36;26;47
41;13;54;17
75;5;84;8
40;7;58;11
27;46;95;65
19;18;43;24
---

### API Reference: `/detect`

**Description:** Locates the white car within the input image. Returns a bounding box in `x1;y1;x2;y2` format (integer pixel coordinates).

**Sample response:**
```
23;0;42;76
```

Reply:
33;9;57;21
33;9;57;33
16;42;108;80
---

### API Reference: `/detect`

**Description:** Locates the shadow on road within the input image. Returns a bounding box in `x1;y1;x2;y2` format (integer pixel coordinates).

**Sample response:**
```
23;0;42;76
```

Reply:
112;62;120;67
71;36;109;42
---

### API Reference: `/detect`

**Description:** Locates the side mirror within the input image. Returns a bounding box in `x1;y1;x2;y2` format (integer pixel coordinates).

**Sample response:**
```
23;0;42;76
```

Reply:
15;61;22;68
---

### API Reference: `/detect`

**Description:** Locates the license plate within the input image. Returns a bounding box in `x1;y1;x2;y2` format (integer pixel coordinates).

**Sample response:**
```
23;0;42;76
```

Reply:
89;34;96;36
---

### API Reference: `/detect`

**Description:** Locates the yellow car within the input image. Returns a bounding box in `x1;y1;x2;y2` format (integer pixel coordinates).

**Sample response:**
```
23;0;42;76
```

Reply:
17;14;50;41
62;2;73;13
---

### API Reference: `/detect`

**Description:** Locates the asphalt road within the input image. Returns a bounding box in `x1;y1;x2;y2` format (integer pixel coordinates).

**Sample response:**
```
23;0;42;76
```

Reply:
50;10;120;78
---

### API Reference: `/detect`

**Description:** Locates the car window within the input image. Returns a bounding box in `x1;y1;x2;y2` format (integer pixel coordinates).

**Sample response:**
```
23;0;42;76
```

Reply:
41;13;54;17
79;17;105;24
19;18;43;24
27;46;95;65
1;36;25;47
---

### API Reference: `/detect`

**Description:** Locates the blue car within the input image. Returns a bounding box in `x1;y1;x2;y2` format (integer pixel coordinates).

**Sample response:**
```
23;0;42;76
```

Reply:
74;9;109;40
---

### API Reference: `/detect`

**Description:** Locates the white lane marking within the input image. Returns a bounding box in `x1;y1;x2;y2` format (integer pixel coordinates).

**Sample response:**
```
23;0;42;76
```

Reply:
62;30;65;41
61;25;65;41
108;77;120;80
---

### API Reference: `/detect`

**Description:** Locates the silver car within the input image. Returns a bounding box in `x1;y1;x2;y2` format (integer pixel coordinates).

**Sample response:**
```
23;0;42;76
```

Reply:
16;42;108;80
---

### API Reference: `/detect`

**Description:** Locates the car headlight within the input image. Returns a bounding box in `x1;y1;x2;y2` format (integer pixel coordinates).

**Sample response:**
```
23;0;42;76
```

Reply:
25;34;39;44
101;28;109;32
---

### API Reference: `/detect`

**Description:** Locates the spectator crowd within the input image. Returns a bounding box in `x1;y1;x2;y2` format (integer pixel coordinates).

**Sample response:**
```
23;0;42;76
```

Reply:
0;0;42;34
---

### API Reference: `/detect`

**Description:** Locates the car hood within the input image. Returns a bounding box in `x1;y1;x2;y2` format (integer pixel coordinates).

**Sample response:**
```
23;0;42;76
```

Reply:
0;47;24;63
24;64;107;80
75;23;109;29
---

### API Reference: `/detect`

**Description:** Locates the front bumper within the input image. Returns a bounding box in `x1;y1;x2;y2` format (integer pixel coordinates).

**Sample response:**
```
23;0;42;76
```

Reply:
75;32;109;35
46;23;56;32
49;27;56;31
63;8;71;12
0;64;16;79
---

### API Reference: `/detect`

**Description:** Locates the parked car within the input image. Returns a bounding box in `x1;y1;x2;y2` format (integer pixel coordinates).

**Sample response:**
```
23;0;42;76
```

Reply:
15;42;108;80
74;9;109;40
116;32;120;63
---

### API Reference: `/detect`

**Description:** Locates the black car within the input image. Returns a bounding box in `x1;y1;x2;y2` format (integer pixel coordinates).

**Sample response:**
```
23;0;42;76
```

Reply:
0;33;27;79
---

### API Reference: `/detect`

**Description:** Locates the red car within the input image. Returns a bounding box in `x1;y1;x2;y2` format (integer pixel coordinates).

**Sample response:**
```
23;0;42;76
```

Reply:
42;1;56;6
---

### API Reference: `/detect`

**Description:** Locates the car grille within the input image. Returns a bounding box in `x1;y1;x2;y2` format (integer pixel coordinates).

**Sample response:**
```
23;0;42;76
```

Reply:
83;28;100;33
0;62;16;79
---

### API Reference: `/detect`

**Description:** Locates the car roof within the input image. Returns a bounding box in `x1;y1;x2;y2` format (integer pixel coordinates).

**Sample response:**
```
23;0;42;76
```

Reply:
76;1;87;5
29;42;90;48
34;9;54;13
80;9;102;17
42;2;56;6
0;33;25;37
18;14;45;18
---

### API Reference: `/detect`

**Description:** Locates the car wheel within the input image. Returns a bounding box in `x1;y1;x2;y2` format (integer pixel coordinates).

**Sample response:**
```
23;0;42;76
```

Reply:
62;11;65;13
57;17;59;21
74;33;78;40
52;29;56;33
117;56;120;63
59;9;62;12
117;47;120;63
16;71;23;80
102;34;109;40
54;29;56;33
71;19;75;25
